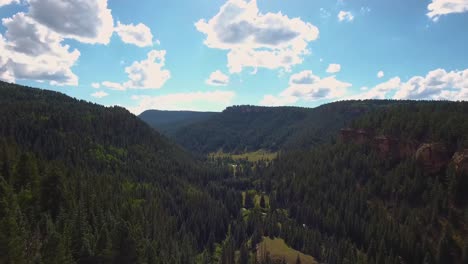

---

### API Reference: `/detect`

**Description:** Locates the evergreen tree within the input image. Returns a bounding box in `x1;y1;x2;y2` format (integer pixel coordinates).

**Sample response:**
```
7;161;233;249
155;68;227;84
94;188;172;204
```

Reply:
260;195;266;208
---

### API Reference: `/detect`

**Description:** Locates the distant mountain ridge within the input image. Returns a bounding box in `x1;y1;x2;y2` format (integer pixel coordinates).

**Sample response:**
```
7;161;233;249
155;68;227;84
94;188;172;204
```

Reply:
140;101;403;154
139;109;217;135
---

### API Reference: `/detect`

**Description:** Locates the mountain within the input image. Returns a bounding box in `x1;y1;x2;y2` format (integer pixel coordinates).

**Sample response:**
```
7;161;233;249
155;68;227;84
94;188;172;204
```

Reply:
139;110;217;136
0;81;232;263
255;101;468;264
1;80;466;264
166;101;402;154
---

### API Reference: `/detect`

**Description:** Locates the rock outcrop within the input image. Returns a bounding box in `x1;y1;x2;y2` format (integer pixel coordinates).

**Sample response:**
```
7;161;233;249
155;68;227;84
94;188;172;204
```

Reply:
340;129;400;158
374;136;399;157
340;128;455;174
415;143;450;174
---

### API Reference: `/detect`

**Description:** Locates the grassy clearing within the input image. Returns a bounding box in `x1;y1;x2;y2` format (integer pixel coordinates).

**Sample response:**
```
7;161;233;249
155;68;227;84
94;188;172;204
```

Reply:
209;150;277;162
257;237;317;264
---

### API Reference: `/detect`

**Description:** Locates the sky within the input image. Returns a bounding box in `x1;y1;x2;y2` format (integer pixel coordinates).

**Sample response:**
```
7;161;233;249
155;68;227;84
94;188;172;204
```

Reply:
0;0;467;114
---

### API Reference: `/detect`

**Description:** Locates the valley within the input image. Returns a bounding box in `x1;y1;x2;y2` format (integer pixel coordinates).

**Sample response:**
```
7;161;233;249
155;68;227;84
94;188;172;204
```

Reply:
0;81;467;264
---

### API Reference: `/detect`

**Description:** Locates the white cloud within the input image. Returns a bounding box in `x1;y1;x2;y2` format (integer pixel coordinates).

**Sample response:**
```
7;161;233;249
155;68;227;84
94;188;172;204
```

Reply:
0;13;80;85
338;11;354;22
101;81;125;91
260;70;351;106
259;94;297;106
195;0;319;73
127;91;236;114
394;68;468;100
326;63;341;73
350;68;468;100
377;70;384;78
91;91;108;98
348;77;401;100
27;0;114;44
427;0;468;21
0;0;19;7
91;82;100;89
115;21;154;47
101;49;171;90
283;70;351;100
206;70;230;86
0;0;121;85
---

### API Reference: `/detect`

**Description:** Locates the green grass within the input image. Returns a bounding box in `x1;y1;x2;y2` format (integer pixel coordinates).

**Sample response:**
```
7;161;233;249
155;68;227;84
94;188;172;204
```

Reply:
209;150;277;162
257;237;317;264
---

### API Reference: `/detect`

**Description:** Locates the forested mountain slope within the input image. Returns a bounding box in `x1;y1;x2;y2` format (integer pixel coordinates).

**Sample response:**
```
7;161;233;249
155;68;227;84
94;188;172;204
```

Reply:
0;81;232;263
1;80;466;264
139;110;217;136
165;101;403;154
250;101;468;264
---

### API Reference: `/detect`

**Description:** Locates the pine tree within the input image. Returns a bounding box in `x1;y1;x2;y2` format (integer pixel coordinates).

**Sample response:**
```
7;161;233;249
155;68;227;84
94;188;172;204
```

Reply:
245;192;255;209
239;243;249;264
260;195;266;208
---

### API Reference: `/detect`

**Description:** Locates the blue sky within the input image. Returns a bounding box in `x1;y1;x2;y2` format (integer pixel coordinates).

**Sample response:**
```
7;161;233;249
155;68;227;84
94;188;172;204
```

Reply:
0;0;467;113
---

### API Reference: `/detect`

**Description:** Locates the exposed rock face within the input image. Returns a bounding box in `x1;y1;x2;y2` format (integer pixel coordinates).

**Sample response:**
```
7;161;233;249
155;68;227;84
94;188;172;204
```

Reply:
452;150;468;174
415;143;450;174
374;136;399;157
356;129;371;144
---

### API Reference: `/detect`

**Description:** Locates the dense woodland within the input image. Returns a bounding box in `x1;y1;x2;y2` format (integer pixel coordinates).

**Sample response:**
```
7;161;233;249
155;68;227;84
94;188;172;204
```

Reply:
0;81;467;263
139;110;216;136
143;102;398;154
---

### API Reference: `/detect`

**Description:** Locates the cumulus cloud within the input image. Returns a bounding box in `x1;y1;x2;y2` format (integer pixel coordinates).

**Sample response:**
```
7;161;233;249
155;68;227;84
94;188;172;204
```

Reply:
91;91;108;98
260;70;351;106
101;81;125;91
338;11;354;22
394;68;468;100
0;13;80;85
349;77;401;100
427;0;468;21
101;49;171;90
206;70;230;86
350;68;468;100
127;91;236;114
0;0;19;7
27;0;114;44
0;0;122;85
377;71;384;78
326;63;341;73
115;21;154;47
195;0;319;73
91;82;100;89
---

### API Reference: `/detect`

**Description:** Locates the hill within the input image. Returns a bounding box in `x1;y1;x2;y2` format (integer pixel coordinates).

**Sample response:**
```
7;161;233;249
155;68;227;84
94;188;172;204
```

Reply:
0;81;231;263
169;101;402;154
1;80;466;264
139;109;217;135
250;101;468;264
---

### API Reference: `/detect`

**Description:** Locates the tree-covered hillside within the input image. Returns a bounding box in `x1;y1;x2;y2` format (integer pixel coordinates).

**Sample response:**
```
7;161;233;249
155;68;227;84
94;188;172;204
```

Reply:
1;81;466;264
246;101;468;264
139;110;217;136
164;101;403;154
0;81;232;263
